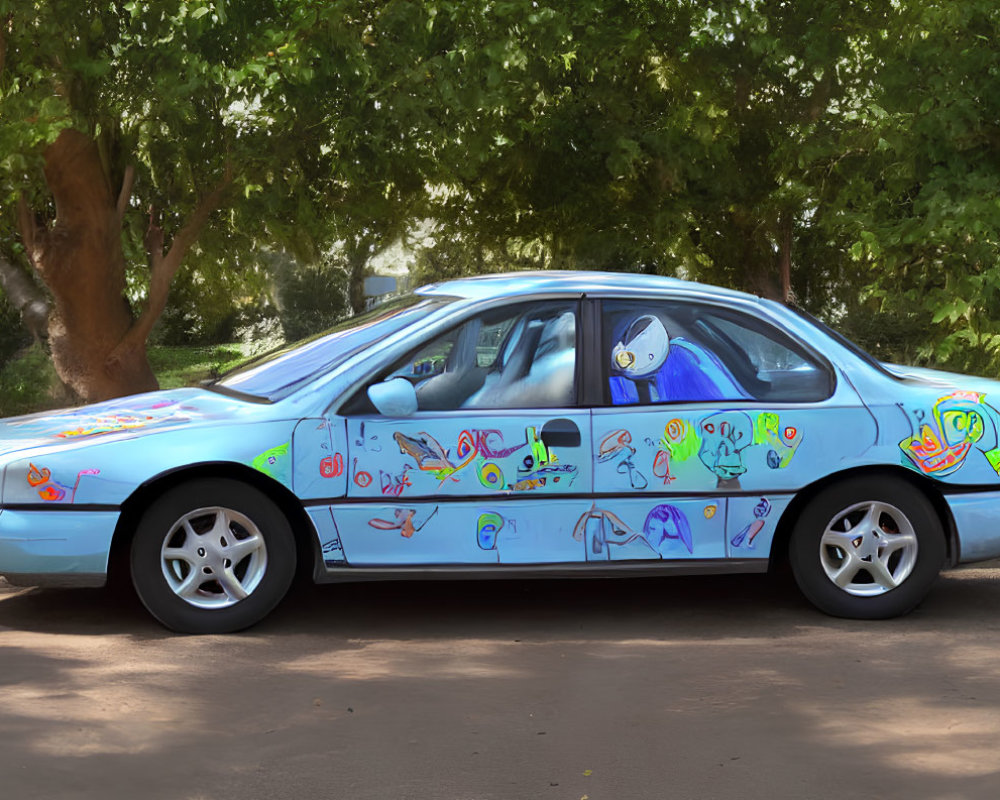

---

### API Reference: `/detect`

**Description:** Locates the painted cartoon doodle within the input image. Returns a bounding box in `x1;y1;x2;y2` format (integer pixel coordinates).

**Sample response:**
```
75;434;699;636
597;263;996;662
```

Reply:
477;460;506;489
572;502;695;559
394;431;459;482
368;506;439;538
380;465;413;497
384;426;575;493
512;426;578;491
252;442;291;482
321;537;346;564
56;414;158;439
698;411;753;488
46;400;197;440
26;463;50;487
25;462;97;503
598;429;634;462
472;429;526;459
477;512;506;550
643;504;694;555
354;421;382;453
70;469;101;502
353;461;374;488
320;453;345;478
37;484;66;502
754;413;803;469
598;429;647;490
900;391;1000;476
573;504;654;558
730;497;771;550
648;418;700;485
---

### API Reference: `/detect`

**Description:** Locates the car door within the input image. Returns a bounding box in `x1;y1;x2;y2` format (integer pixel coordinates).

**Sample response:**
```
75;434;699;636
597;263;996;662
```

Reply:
590;296;878;561
330;299;595;566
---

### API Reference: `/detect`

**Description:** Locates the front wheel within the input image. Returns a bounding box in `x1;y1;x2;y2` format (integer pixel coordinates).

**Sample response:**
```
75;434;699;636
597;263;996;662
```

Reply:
788;476;946;619
131;478;296;633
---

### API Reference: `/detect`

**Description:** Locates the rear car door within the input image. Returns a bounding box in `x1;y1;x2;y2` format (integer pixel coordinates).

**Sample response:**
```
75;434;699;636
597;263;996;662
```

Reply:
590;296;876;562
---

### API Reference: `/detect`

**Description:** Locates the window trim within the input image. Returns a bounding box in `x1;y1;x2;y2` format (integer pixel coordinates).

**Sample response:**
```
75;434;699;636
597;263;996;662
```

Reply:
593;296;837;407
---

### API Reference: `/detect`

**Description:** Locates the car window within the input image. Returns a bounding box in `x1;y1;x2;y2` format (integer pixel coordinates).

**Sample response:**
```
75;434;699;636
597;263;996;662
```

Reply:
381;301;578;411
602;299;832;405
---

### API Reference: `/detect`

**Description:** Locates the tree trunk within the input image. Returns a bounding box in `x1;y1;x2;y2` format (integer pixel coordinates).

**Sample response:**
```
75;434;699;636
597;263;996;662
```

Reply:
18;129;230;403
19;129;158;401
347;239;368;314
778;214;793;303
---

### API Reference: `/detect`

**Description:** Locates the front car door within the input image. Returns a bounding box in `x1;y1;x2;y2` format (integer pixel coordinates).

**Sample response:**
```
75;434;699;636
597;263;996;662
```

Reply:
328;298;595;566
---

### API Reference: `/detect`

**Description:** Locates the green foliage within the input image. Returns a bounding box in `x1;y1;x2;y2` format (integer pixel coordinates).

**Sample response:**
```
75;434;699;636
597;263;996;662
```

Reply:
271;251;349;341
3;0;1000;406
0;288;30;367
0;342;61;417
153;256;274;346
805;1;1000;371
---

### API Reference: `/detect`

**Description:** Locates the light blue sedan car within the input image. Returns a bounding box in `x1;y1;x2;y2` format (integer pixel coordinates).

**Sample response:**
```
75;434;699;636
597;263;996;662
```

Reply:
2;271;999;632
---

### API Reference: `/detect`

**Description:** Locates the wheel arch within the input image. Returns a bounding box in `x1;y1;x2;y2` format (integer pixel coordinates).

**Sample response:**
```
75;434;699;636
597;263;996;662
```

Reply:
107;461;321;588
768;464;958;572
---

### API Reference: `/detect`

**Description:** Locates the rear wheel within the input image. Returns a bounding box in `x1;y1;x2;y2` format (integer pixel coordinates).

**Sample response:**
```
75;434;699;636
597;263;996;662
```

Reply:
789;476;945;619
131;478;296;633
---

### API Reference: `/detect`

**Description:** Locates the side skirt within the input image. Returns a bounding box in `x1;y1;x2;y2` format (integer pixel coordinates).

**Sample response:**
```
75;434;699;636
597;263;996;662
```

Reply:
313;559;769;584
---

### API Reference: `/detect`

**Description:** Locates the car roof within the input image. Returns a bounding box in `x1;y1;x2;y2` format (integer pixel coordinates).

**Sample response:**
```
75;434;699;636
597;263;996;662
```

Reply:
416;270;763;306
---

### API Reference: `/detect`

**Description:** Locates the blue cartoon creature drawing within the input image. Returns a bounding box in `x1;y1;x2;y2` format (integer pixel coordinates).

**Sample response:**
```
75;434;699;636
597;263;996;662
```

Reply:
608;314;750;405
643;504;694;556
698;411;753;488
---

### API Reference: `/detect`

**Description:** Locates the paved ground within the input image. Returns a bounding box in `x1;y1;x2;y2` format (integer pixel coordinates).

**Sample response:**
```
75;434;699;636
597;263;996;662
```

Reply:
2;567;1000;799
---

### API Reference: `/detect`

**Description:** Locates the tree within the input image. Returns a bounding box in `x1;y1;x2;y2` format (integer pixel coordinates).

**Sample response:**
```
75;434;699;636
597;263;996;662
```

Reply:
0;0;449;401
814;0;1000;370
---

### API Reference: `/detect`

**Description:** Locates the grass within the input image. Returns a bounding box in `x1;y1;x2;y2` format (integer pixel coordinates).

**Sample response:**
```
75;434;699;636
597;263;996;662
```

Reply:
0;342;265;417
0;343;61;417
147;344;253;389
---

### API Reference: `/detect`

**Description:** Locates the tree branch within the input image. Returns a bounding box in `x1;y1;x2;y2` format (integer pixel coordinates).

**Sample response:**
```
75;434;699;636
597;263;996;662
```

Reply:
116;165;135;224
107;167;234;371
16;193;44;273
144;205;164;269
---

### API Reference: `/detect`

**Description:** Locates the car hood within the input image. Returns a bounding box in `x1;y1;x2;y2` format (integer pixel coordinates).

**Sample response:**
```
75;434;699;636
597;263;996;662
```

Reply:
0;387;271;460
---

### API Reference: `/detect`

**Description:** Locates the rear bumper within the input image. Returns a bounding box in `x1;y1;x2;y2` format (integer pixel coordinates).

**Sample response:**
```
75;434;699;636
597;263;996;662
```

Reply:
946;491;1000;563
0;507;119;584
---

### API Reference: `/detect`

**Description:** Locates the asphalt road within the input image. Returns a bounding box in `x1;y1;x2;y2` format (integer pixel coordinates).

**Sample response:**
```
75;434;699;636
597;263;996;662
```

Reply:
2;567;1000;800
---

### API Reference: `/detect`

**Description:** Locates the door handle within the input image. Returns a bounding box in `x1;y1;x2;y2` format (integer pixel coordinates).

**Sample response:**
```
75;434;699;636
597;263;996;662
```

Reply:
541;418;581;448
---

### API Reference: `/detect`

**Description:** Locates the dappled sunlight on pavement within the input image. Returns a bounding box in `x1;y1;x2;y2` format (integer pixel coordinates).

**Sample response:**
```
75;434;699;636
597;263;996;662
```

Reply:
2;571;1000;798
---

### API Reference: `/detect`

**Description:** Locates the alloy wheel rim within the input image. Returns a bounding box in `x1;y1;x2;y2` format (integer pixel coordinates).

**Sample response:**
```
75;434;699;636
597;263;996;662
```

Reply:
160;506;268;609
818;500;918;597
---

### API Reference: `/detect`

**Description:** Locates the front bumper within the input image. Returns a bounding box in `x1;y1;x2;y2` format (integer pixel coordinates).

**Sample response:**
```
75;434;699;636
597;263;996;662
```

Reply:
0;507;119;586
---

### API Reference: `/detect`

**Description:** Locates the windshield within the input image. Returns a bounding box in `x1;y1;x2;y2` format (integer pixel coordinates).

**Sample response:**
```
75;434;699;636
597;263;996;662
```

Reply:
213;294;454;401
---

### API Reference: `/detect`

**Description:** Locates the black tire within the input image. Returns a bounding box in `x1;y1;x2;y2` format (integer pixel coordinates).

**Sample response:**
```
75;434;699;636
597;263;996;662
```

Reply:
130;478;296;633
788;475;945;619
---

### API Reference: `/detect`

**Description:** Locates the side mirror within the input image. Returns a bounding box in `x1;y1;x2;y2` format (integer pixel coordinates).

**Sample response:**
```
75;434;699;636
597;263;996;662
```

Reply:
368;377;418;417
